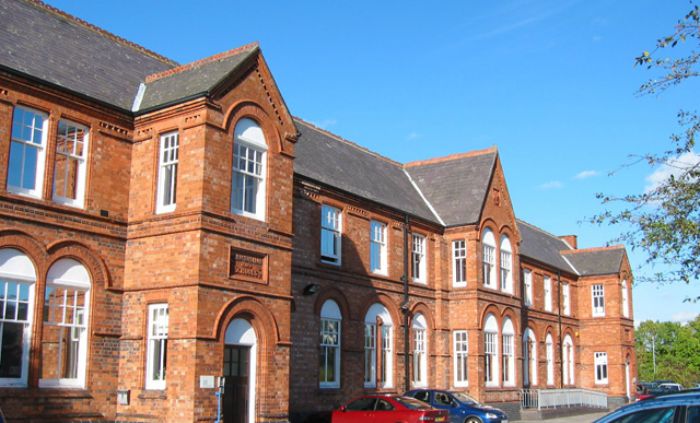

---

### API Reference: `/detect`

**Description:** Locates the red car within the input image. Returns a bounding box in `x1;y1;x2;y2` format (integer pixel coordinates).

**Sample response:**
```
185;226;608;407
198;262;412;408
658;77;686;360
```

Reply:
332;395;448;423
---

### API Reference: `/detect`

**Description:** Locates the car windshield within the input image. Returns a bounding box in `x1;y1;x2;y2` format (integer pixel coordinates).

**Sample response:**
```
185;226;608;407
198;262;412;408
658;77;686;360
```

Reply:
395;396;434;410
452;392;479;406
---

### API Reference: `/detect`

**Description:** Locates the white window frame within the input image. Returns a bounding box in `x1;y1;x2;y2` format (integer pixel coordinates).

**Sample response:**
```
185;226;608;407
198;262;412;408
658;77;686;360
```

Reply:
563;335;575;385
546;334;554;386
411;321;427;387
452;240;467;287
562;283;571;316
501;318;515;387
380;325;393;388
482;229;496;289
621;280;630;318
320;205;342;265
370;220;387;275
412;234;426;284
155;132;178;214
39;259;91;389
52;119;89;208
453;330;468;387
7;106;48;199
594;352;608;385
523;270;533;307
145;303;168;390
544;277;553;312
231;119;267;221
592;284;605;317
484;314;499;387
320;300;341;389
0;249;36;388
523;329;538;386
500;236;513;293
363;323;376;388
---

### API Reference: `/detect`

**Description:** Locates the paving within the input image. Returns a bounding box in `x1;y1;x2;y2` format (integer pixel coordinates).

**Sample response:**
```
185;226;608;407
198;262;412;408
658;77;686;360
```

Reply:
514;411;609;423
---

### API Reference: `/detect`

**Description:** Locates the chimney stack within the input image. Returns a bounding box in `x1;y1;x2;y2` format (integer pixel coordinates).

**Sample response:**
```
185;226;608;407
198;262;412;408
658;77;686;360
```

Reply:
560;235;577;249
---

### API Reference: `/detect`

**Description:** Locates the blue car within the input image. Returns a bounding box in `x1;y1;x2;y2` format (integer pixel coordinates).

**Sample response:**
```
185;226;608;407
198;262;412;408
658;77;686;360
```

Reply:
405;389;508;423
593;390;700;423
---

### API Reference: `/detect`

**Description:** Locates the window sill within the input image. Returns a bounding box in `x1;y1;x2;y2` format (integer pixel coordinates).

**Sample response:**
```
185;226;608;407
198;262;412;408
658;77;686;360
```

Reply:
138;389;167;400
53;196;84;209
232;209;265;222
7;186;42;200
38;379;85;389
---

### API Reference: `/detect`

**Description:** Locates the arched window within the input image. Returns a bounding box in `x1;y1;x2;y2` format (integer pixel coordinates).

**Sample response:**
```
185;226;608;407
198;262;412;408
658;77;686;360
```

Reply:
545;333;554;386
500;236;513;293
482;229;496;289
483;313;499;386
502;318;515;386
563;334;574;385
0;248;36;387
411;313;427;387
621;280;630;318
320;300;341;388
40;258;91;388
523;328;537;386
364;303;393;388
231;118;267;221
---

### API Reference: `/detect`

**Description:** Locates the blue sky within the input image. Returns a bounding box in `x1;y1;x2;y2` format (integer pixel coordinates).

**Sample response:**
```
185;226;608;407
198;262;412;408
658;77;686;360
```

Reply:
47;0;699;323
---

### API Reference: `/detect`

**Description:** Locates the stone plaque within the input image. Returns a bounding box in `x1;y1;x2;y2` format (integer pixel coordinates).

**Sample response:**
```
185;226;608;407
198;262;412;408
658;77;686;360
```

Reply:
230;248;267;282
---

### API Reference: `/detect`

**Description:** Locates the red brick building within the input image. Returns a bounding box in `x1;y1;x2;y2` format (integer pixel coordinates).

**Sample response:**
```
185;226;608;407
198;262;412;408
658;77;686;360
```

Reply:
0;1;635;421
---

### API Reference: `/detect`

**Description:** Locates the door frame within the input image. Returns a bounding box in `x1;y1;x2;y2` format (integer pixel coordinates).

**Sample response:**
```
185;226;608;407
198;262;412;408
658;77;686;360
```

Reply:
224;318;257;423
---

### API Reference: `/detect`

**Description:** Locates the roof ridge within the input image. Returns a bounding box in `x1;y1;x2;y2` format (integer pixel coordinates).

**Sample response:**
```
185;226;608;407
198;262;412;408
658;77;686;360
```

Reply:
517;218;573;249
23;0;177;67
403;146;498;168
145;42;259;83
293;117;404;167
561;245;625;255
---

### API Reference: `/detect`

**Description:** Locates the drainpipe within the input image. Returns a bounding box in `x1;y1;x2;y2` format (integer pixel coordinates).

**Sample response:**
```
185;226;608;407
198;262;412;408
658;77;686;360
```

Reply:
402;214;411;392
557;270;564;388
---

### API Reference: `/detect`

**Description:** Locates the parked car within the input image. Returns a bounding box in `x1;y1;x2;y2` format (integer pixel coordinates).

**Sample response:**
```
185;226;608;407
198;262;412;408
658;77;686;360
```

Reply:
332;395;448;423
405;389;509;423
658;382;683;392
593;390;700;423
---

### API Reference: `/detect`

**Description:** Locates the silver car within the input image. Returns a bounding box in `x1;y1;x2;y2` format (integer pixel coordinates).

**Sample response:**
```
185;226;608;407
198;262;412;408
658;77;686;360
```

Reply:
593;391;700;423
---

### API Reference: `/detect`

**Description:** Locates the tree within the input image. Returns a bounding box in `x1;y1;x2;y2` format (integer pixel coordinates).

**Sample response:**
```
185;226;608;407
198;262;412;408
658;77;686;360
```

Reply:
593;3;700;299
635;316;700;386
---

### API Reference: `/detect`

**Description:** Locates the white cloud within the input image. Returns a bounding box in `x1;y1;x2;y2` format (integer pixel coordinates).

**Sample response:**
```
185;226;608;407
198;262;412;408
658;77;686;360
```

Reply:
538;180;564;190
645;151;700;193
575;169;599;179
671;311;698;325
309;118;337;129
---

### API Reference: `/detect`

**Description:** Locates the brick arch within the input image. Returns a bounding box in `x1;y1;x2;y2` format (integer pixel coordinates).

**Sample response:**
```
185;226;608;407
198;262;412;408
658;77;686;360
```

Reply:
223;100;283;154
543;325;556;342
46;240;110;289
562;326;576;343
358;292;401;330
214;295;281;346
500;307;519;334
0;229;47;273
409;302;434;331
480;304;501;329
479;219;499;241
313;287;351;321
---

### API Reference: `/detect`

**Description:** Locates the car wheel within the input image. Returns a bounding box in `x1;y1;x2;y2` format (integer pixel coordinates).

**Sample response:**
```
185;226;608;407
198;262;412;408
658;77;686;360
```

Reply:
464;417;482;423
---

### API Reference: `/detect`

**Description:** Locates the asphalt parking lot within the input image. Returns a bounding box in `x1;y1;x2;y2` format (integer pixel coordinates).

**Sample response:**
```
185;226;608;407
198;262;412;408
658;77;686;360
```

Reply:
514;411;609;423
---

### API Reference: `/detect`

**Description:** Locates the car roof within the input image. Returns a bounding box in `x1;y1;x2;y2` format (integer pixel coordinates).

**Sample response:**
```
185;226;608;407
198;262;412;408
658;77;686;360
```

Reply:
608;391;700;416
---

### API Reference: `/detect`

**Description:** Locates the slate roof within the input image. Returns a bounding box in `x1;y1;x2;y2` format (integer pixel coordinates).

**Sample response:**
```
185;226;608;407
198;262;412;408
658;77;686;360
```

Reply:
136;44;259;112
293;119;440;223
564;247;625;276
517;220;578;274
405;151;497;226
0;0;175;110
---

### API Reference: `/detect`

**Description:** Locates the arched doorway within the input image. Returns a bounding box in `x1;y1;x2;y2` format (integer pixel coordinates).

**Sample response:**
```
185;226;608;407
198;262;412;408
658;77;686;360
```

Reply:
224;318;257;423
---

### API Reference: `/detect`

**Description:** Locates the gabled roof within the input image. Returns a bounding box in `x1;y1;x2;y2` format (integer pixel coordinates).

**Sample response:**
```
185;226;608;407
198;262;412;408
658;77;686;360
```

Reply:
136;43;259;113
0;0;174;110
405;150;497;226
293;119;440;223
517;220;578;274
563;247;625;276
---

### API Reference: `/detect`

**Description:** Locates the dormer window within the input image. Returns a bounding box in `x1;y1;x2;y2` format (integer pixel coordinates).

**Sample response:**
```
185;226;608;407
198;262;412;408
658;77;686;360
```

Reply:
231;118;267;221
